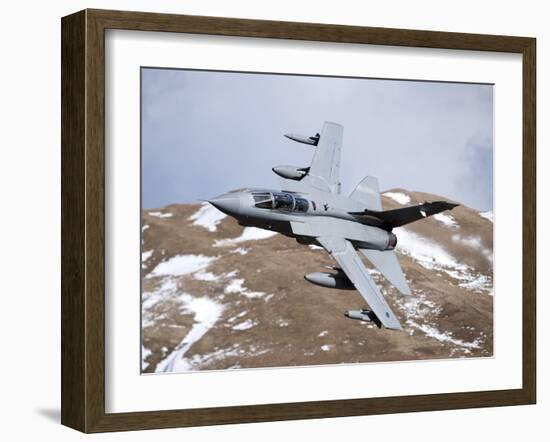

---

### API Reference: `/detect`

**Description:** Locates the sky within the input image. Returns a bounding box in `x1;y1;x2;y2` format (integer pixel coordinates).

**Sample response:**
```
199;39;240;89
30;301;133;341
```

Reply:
141;68;493;211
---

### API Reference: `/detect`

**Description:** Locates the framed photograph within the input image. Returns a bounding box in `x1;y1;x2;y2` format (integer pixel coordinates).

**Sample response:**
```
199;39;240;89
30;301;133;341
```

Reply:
61;9;536;433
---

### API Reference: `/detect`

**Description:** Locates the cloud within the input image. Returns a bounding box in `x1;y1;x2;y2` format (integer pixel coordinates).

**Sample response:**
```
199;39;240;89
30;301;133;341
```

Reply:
141;68;493;210
456;135;494;210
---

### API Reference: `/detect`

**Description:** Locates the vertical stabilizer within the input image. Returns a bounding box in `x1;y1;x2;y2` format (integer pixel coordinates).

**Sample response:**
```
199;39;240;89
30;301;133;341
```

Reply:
350;176;382;211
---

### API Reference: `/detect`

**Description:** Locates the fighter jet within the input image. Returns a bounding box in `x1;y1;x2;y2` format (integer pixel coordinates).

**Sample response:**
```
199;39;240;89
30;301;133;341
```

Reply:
208;122;458;330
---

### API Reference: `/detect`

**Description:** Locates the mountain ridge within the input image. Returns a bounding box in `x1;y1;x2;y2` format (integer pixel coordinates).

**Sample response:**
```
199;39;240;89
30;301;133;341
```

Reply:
141;189;493;373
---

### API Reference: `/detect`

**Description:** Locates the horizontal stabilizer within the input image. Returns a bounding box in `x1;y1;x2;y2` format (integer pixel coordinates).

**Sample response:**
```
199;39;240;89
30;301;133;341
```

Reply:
360;249;411;295
350;200;459;230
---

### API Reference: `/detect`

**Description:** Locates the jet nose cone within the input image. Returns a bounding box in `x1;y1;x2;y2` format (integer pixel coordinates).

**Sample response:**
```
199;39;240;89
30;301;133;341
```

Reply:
208;193;242;215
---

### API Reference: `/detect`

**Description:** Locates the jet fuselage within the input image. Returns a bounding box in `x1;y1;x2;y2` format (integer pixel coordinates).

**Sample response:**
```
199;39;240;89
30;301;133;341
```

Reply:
209;188;397;251
205;121;458;330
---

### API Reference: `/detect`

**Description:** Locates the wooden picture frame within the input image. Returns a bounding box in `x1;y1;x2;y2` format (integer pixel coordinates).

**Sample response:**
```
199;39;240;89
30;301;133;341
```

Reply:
61;8;536;433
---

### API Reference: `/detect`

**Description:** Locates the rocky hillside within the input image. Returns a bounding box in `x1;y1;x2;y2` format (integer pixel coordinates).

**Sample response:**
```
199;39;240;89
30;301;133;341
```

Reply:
141;189;493;373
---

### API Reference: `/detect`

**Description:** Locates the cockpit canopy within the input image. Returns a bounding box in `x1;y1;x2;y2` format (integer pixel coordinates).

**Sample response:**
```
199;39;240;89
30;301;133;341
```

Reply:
252;191;309;212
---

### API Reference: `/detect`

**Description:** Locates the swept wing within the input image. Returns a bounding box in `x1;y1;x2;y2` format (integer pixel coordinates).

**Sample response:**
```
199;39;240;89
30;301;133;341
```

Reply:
316;236;402;330
350;200;459;230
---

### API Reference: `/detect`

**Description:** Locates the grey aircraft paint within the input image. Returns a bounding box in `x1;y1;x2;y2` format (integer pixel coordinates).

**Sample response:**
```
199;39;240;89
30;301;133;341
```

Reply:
209;122;458;330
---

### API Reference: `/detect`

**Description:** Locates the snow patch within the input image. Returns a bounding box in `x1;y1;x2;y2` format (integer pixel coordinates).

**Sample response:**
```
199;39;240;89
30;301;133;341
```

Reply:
433;213;458;227
225;278;246;294
318;330;328;337
148;211;173;218
367;268;381;276
452;234;482;249
395;227;467;271
232;247;249;255
452;234;493;264
309;245;324;251
141;250;153;269
479;211;494;222
395;228;492;293
406;321;483;350
321;345;333;352
189;203;227;232
176;343;269;370
395;291;442;321
142;278;178;311
193;271;219;282
232;319;256;331
384;192;411;205
142;346;152;370
194;269;246;283
142;224;149;232
227;310;248;323
458;274;493;293
142;250;153;263
156;293;224;372
147;254;217;278
214;227;277;246
395;290;487;350
225;278;267;299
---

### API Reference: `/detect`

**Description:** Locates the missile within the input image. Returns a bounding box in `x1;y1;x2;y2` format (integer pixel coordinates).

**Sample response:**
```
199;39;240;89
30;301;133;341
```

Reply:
284;133;320;146
304;271;354;290
344;309;382;328
272;165;309;181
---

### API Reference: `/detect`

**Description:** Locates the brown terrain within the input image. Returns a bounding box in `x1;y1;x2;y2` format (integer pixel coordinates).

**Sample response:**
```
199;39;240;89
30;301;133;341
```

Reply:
141;189;493;373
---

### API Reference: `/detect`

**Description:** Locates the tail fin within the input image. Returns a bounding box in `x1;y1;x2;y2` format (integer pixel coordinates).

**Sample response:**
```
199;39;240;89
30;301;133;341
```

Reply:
349;176;382;211
350;201;459;230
